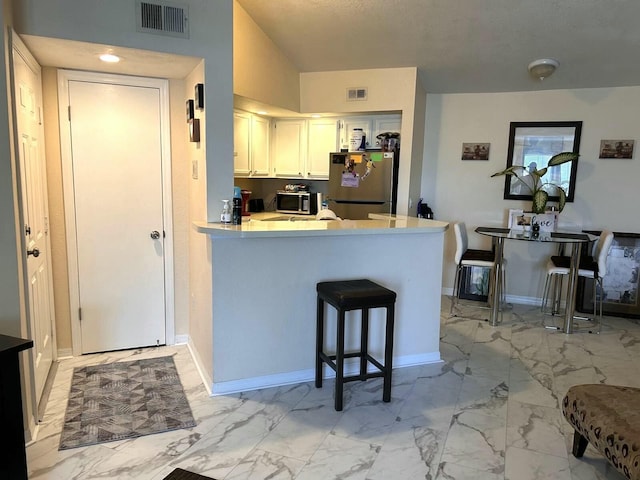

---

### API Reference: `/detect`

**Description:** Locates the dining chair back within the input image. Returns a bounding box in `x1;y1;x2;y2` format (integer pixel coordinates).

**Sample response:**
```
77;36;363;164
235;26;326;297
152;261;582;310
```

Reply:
450;222;499;317
542;230;614;332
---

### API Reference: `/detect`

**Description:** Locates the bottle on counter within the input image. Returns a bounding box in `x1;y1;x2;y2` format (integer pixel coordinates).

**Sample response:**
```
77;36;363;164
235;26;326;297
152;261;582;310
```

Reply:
232;186;242;225
220;199;231;224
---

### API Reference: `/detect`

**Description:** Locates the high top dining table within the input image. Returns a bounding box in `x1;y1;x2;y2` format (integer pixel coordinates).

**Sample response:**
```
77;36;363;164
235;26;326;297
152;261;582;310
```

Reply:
475;227;597;333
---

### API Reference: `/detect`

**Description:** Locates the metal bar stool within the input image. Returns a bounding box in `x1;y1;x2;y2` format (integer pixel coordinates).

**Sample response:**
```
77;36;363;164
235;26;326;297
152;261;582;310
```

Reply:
315;279;396;411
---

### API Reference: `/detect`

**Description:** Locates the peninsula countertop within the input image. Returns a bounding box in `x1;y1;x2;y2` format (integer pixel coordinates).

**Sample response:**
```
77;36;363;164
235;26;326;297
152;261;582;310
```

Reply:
193;213;449;238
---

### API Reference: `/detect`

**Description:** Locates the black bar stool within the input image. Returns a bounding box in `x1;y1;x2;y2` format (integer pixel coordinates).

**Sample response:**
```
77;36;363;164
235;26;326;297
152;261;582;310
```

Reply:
315;279;396;411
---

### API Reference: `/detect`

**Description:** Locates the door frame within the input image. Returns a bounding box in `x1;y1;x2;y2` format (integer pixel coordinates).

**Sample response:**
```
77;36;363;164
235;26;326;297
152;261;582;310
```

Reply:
57;70;175;355
8;29;57;437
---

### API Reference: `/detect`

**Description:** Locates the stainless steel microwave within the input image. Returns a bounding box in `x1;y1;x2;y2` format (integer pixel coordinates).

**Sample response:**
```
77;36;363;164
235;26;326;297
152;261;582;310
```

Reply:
276;190;318;215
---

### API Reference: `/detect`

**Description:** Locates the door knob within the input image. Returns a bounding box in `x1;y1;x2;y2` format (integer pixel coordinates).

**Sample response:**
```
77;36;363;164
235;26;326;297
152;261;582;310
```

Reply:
150;231;160;239
27;248;40;257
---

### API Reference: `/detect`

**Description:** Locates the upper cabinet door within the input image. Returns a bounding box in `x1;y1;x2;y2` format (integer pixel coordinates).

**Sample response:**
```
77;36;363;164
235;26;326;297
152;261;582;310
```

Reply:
340;117;373;150
273;119;306;178
307;118;337;179
233;111;251;176
250;115;270;176
371;115;402;149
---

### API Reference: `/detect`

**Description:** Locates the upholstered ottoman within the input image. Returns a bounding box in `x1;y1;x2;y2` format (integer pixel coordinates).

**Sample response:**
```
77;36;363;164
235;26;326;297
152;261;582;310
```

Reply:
562;384;640;479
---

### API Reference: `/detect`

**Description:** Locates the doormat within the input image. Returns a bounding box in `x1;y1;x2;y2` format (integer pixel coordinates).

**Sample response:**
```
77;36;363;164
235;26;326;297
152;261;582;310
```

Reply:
59;356;196;450
163;468;216;480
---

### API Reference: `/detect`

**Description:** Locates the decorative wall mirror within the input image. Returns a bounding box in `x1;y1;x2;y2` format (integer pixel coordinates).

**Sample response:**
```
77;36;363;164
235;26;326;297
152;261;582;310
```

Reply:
503;121;582;202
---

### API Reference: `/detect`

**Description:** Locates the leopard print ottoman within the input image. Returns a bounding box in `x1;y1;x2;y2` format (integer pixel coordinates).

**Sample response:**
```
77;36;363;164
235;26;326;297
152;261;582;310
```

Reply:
562;384;640;480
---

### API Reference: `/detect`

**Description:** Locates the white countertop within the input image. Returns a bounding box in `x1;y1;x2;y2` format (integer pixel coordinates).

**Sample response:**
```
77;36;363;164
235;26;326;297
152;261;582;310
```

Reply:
193;213;448;238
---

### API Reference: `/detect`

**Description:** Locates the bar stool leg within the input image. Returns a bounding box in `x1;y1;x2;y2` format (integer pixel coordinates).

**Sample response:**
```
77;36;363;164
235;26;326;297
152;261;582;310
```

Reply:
360;308;369;378
335;308;346;411
315;297;324;388
383;304;395;402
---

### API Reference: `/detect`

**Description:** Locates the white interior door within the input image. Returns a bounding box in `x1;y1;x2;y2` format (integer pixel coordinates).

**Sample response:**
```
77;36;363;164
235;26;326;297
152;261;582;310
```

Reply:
60;72;170;354
12;34;55;407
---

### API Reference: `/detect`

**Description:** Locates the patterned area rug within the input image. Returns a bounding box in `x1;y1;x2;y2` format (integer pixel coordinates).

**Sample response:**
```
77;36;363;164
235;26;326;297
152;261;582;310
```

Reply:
59;356;196;450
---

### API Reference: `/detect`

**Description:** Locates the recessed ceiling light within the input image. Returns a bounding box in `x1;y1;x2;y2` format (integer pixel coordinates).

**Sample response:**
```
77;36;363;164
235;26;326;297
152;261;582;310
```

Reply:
99;53;120;63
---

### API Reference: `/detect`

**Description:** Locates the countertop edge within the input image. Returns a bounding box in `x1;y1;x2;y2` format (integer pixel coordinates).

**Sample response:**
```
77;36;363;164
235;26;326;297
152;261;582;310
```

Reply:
193;216;449;238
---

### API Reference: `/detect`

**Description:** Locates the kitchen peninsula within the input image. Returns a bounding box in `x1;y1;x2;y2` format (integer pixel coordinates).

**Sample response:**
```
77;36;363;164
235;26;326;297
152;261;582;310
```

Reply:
194;215;448;395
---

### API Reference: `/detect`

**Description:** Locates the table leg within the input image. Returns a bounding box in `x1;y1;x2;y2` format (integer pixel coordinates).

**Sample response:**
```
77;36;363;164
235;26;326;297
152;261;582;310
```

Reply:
563;243;582;334
490;237;504;326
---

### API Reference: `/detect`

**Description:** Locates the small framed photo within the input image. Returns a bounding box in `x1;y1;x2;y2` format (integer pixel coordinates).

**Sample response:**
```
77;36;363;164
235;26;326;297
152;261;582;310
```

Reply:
194;83;204;109
186;99;195;122
461;142;490;160
599;139;634;159
189;118;200;142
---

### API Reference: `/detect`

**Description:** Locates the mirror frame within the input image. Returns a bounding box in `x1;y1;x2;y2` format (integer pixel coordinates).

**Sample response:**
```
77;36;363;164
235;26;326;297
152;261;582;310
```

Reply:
503;121;582;202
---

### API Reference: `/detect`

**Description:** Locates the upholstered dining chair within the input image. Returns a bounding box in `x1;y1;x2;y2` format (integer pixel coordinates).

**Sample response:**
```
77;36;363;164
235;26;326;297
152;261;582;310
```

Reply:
541;230;614;332
450;222;504;316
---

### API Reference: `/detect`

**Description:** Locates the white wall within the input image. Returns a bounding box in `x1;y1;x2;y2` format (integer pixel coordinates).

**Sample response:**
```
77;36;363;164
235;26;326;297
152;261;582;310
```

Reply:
233;0;300;112
13;0;234;222
423;87;640;300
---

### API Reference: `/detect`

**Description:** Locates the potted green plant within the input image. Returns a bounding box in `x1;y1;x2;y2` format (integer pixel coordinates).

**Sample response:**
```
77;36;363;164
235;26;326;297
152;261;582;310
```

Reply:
490;152;579;213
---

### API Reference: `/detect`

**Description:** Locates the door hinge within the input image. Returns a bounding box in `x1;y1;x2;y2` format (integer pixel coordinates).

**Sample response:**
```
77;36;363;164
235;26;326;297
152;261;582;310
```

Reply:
24;224;31;236
68;106;71;121
78;307;82;321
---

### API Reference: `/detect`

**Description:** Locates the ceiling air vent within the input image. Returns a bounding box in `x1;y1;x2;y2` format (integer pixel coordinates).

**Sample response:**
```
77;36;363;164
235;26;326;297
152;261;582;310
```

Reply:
136;1;189;38
346;87;368;101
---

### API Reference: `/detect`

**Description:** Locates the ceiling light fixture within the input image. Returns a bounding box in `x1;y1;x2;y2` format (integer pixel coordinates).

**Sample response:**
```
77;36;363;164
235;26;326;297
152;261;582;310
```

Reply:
99;53;120;63
528;58;559;81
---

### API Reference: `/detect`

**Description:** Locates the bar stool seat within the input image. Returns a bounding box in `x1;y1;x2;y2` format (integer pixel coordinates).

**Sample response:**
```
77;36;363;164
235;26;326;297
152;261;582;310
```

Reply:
316;279;396;411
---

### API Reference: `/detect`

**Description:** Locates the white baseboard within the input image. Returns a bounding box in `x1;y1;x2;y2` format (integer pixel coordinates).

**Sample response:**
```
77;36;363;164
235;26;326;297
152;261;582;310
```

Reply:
173;334;189;345
186;337;213;396
211;351;441;396
441;288;542;307
57;348;73;359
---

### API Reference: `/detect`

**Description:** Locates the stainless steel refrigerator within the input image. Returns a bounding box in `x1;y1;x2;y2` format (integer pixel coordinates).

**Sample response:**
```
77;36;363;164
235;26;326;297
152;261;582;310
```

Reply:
326;150;398;220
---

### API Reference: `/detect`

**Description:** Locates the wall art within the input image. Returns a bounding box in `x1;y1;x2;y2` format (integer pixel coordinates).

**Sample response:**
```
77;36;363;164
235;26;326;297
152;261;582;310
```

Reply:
194;83;204;109
461;142;490;160
599;139;634;159
186;99;194;122
189;118;200;142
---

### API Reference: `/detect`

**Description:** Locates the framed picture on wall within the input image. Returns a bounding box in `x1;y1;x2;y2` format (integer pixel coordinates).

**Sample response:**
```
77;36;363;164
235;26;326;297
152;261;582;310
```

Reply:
461;143;490;160
186;99;195;122
189;118;200;142
599;140;634;159
194;83;204;109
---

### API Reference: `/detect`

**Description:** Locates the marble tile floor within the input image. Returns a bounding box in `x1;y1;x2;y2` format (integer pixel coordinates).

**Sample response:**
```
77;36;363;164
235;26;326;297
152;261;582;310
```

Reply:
26;298;640;480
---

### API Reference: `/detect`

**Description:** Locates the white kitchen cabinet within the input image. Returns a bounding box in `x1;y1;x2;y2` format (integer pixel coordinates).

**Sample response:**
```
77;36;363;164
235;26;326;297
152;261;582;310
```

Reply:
272;119;307;178
339;114;402;150
339;117;372;150
233;111;251;176
250;115;270;176
371;115;402;149
234;110;271;177
306;118;338;179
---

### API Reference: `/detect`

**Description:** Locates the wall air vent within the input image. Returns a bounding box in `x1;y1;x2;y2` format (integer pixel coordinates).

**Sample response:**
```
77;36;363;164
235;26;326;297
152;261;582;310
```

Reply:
136;1;189;38
346;87;368;101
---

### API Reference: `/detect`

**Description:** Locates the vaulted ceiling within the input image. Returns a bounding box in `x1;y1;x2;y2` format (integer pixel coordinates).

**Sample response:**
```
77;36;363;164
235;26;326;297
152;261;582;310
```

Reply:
237;0;640;93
